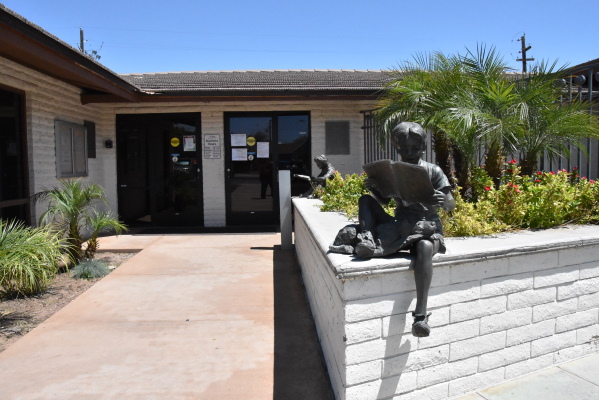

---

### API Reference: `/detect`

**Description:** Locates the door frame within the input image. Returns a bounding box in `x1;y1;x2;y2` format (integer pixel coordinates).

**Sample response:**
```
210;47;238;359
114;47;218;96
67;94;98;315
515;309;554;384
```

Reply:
0;84;30;224
224;111;311;226
116;112;204;227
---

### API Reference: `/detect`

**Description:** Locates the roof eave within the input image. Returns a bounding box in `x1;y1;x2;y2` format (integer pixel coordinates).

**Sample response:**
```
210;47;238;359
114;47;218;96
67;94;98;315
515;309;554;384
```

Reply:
0;6;139;103
81;88;382;104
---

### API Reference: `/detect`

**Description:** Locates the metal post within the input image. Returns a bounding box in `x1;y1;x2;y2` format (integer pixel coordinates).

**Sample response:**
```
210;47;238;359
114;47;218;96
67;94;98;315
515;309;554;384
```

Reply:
588;67;594;179
278;170;293;250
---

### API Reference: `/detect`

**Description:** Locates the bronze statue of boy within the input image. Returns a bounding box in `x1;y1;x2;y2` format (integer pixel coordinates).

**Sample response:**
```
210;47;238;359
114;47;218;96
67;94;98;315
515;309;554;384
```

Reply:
330;122;455;337
295;154;336;198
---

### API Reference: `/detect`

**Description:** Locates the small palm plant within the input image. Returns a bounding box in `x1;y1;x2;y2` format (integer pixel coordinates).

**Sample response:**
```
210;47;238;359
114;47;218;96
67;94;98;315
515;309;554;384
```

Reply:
0;220;64;297
33;179;127;264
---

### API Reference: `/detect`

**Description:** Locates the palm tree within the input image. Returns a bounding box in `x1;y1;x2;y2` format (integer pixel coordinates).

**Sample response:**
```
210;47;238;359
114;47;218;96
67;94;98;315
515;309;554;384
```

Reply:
376;46;599;193
377;46;513;193
510;61;599;175
32;179;127;264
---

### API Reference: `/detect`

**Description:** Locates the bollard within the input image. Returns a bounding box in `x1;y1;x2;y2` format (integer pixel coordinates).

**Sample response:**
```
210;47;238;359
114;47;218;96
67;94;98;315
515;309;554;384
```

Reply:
278;170;293;250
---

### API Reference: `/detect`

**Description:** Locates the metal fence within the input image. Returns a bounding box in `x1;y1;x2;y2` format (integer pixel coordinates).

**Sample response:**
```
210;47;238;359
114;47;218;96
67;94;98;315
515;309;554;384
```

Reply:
362;62;599;179
362;110;436;164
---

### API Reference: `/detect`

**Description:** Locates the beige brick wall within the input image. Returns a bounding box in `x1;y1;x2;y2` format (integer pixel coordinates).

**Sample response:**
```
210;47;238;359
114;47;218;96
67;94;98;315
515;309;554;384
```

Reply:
1;56;115;224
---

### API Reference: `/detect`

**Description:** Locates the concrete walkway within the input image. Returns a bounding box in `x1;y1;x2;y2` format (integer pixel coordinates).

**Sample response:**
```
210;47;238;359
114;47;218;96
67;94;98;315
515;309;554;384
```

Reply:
1;233;597;399
453;352;599;400
0;233;333;400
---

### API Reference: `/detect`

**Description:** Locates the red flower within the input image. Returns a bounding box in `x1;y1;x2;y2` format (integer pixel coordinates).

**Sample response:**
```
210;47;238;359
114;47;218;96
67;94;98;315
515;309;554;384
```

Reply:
549;171;555;175
508;159;517;165
484;186;491;191
591;180;595;184
507;182;521;193
534;179;541;183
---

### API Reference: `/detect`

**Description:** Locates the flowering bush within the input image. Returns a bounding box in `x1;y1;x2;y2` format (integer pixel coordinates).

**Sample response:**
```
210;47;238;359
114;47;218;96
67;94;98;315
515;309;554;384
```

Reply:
471;162;599;229
317;163;599;237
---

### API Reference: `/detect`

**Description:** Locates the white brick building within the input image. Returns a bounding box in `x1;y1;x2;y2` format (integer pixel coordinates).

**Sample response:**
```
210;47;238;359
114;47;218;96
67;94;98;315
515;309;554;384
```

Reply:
0;5;388;229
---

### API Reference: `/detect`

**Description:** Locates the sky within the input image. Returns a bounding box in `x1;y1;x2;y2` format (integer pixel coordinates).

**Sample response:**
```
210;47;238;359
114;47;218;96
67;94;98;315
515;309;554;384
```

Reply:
2;0;596;74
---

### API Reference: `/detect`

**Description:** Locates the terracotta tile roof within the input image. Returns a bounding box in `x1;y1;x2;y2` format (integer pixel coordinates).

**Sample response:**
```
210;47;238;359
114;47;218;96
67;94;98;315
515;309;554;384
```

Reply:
120;69;392;94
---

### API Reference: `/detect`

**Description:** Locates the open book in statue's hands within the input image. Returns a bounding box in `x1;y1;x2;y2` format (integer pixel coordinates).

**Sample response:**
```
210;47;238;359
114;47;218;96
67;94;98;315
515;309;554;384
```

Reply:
362;160;435;204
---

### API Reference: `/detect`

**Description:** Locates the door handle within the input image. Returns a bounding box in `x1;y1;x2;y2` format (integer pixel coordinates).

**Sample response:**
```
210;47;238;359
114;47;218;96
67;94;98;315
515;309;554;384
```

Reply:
120;185;127;188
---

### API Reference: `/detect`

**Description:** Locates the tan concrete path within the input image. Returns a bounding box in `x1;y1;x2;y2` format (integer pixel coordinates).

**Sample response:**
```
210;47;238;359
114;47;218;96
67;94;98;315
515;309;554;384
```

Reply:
0;233;332;400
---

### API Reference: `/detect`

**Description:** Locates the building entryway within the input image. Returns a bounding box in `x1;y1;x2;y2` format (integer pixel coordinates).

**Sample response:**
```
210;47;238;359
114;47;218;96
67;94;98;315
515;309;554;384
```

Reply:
225;112;311;226
116;113;203;227
0;87;29;224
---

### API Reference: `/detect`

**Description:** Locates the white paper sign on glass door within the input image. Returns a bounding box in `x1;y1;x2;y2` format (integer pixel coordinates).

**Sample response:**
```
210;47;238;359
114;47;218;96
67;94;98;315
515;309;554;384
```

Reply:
230;134;246;147
257;142;269;158
183;135;196;151
232;148;247;161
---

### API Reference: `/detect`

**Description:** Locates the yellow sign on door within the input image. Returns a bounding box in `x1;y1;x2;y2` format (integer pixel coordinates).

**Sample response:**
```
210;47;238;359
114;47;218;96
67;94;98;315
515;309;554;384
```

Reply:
246;136;256;146
170;137;180;147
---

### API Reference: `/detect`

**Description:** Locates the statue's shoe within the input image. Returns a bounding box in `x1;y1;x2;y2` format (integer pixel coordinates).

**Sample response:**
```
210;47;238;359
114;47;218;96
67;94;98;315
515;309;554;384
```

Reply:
354;230;377;258
411;312;432;337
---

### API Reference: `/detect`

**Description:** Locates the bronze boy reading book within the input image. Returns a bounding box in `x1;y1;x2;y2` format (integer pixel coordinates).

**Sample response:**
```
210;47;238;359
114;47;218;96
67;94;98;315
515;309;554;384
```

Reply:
330;122;455;337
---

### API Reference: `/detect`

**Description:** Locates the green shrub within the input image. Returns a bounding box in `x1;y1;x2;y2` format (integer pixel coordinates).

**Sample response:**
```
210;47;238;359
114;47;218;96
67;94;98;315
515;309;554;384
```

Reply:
439;192;509;237
0;220;64;298
71;259;111;280
316;172;395;220
317;163;599;237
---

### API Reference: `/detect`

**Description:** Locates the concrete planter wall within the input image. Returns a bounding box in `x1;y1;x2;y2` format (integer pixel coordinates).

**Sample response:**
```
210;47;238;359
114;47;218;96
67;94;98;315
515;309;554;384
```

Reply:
293;198;599;400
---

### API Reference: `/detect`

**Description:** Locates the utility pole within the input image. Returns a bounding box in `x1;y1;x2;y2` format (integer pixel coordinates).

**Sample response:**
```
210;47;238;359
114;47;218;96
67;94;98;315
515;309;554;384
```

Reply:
516;34;534;73
79;27;85;53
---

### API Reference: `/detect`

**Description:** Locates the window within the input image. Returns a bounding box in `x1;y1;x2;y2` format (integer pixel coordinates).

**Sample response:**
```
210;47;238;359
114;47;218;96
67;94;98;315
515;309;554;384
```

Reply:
55;120;87;177
325;121;350;155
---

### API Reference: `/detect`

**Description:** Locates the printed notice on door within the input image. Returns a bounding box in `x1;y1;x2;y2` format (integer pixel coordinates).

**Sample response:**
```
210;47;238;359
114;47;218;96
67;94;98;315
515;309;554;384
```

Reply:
204;134;221;159
183;135;196;152
232;148;247;161
230;134;246;147
257;142;269;158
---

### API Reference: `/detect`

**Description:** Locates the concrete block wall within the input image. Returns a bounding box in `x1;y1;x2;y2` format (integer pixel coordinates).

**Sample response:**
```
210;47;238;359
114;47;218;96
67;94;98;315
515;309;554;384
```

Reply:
1;56;115;223
293;198;599;400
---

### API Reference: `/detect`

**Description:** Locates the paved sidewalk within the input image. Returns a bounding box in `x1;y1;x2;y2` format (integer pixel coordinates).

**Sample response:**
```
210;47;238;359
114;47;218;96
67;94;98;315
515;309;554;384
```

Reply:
0;233;332;400
1;233;597;400
453;352;599;400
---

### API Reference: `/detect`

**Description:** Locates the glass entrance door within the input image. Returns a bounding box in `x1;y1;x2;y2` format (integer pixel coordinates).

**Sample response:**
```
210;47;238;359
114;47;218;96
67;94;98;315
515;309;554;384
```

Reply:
225;112;310;226
117;113;203;227
226;116;275;225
